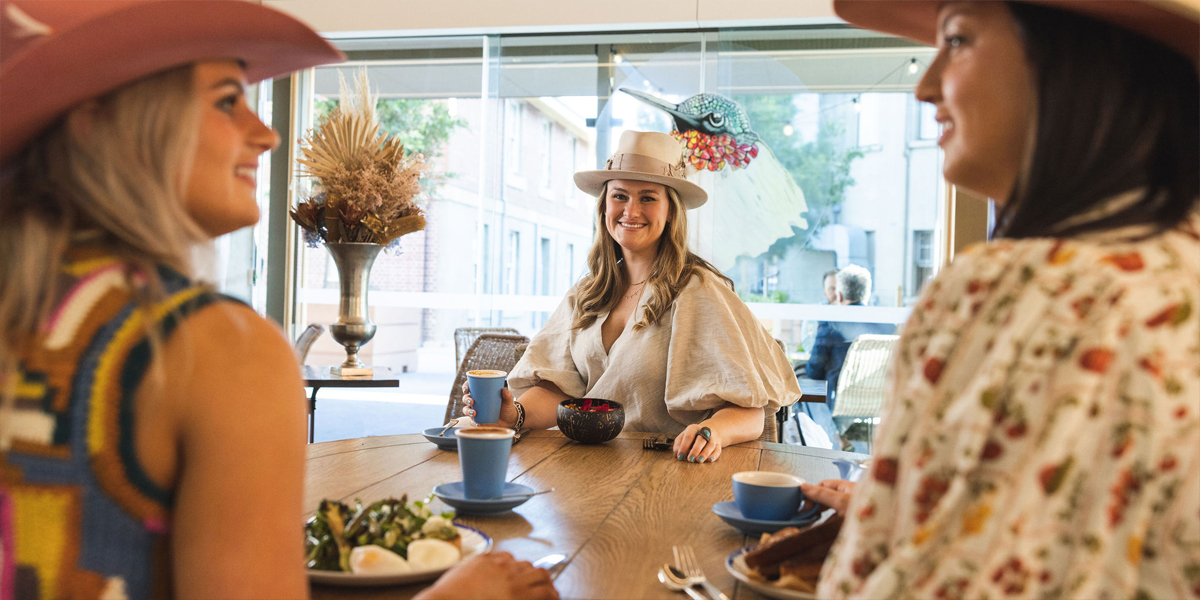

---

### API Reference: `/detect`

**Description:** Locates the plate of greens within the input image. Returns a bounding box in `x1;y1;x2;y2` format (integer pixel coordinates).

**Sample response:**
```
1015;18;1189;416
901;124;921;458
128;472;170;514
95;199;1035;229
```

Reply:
305;495;492;587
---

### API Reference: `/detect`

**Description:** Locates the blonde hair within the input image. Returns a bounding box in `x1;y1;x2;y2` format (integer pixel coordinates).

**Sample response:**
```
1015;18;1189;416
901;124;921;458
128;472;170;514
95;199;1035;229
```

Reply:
572;181;731;331
0;64;203;400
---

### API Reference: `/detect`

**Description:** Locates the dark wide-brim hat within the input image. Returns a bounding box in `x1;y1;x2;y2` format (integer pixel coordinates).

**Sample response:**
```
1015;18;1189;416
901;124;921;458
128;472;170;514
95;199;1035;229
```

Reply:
0;0;346;166
834;0;1200;65
574;130;708;209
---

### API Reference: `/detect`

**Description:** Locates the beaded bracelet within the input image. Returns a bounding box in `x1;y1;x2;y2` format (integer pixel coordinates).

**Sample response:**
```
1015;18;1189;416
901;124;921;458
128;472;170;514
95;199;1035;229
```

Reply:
513;401;526;432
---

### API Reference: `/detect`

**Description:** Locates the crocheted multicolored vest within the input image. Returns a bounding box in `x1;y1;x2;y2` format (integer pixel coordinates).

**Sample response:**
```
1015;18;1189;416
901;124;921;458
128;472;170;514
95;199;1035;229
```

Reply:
1;250;234;600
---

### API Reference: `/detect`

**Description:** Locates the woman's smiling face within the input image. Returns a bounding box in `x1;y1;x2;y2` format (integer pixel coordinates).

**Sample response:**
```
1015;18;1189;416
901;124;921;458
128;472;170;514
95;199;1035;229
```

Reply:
915;2;1036;203
603;179;672;256
184;60;280;237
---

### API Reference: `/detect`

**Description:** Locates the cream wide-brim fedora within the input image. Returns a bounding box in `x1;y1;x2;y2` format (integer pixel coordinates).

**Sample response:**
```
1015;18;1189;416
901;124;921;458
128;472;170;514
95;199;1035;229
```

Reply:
833;0;1200;66
0;0;346;166
574;130;709;209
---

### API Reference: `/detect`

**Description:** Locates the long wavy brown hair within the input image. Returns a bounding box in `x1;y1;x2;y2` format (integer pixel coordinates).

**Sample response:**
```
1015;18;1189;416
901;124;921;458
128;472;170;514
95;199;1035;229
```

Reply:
572;181;731;332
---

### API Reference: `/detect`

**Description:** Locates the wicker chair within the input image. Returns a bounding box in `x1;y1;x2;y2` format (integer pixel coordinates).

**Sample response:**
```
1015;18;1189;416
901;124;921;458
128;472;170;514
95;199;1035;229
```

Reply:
758;411;778;442
832;334;900;451
454;327;520;370
444;333;530;424
760;339;789;443
294;323;325;364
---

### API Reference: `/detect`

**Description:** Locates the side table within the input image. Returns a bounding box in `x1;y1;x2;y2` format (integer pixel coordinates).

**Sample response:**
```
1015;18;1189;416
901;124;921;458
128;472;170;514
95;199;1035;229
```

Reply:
302;366;399;443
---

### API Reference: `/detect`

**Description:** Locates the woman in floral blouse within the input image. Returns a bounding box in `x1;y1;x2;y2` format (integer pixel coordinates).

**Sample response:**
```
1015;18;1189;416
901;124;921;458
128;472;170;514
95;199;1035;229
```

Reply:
804;1;1200;598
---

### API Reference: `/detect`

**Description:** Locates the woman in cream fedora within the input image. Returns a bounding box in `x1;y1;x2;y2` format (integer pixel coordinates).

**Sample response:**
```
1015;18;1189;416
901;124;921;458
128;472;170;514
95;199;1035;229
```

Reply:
790;1;1199;599
462;130;801;463
0;2;556;599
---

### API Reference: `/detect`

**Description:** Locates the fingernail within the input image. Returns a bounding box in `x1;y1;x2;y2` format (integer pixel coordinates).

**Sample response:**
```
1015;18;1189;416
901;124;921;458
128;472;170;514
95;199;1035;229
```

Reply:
677;453;685;460
689;456;696;463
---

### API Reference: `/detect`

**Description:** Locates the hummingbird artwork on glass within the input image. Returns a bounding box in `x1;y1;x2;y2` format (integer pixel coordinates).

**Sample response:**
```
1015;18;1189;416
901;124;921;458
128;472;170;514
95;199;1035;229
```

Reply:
620;89;809;271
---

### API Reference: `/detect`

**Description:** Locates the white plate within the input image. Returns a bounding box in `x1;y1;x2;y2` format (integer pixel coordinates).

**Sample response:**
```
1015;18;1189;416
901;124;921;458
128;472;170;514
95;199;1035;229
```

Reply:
308;524;492;587
725;547;817;600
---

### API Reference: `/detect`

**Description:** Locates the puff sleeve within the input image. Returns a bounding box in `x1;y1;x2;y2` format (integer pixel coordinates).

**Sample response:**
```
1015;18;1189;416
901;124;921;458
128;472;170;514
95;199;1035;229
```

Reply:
507;285;588;399
662;271;802;424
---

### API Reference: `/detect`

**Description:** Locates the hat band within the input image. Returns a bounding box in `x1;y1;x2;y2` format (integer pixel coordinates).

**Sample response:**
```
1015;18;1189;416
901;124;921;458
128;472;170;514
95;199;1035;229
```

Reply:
605;153;685;178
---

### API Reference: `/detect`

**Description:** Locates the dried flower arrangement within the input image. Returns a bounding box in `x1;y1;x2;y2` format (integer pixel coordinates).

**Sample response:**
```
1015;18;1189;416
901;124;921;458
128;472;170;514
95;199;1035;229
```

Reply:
290;71;427;248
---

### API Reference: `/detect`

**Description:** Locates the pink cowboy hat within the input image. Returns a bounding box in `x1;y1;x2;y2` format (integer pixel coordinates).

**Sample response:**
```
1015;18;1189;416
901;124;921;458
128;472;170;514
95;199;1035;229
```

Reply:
834;0;1200;66
0;0;345;165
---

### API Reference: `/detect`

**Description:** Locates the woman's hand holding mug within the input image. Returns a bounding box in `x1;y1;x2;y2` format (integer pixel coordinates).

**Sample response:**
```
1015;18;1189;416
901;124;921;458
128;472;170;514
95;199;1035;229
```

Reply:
799;479;855;515
461;380;519;429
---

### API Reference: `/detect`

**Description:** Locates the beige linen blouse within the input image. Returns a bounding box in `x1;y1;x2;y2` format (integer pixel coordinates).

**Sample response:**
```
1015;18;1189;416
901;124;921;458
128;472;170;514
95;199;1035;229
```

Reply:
508;268;801;435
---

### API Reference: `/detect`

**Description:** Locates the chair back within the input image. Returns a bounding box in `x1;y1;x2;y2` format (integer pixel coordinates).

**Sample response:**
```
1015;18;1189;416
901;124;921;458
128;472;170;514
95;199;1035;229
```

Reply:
831;334;899;419
445;333;530;423
454;327;521;369
757;410;778;442
294;323;325;364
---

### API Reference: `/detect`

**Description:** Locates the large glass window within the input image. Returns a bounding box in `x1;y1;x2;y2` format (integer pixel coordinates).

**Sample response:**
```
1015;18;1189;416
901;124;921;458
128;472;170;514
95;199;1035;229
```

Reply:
289;27;943;442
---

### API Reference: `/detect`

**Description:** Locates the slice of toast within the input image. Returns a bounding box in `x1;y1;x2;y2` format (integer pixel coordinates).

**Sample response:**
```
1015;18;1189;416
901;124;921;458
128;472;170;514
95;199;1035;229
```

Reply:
743;514;844;571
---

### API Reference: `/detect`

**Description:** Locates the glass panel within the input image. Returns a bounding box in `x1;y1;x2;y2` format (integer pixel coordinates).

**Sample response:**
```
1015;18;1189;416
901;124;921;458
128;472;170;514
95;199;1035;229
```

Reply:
699;27;939;337
705;28;940;451
293;37;495;442
291;27;944;446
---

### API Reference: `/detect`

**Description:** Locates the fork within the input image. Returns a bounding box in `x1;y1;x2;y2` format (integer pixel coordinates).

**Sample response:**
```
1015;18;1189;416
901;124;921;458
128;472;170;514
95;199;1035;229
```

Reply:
674;544;730;600
642;435;674;450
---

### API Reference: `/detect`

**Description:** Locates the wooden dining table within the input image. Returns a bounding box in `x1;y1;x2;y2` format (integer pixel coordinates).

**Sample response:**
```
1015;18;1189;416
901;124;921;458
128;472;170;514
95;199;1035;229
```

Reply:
306;430;867;600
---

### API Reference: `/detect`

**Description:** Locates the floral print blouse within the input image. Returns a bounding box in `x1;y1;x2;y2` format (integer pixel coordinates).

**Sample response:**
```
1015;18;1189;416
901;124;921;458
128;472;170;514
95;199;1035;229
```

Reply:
819;212;1200;600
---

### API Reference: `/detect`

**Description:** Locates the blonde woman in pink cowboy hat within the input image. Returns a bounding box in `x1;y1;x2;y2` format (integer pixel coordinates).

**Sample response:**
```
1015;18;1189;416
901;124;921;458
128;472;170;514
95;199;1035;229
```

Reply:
787;1;1200;599
0;2;556;599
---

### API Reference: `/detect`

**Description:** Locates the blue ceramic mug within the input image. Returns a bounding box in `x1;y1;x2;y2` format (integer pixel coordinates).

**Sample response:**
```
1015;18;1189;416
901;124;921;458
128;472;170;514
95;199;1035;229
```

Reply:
456;427;515;499
732;471;818;522
467;370;507;424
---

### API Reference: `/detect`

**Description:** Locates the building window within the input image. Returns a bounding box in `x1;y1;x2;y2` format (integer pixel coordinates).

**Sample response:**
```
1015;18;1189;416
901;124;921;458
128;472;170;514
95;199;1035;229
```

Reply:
566;243;575;285
482;223;491;294
918;102;939;140
505;100;523;174
505;230;520;295
540;237;551;295
913;230;934;293
856;94;881;148
323;253;339;288
541;121;554;190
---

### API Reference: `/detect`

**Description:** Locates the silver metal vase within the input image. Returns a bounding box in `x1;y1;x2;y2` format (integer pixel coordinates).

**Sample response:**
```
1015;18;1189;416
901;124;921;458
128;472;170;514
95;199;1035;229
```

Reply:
325;242;382;377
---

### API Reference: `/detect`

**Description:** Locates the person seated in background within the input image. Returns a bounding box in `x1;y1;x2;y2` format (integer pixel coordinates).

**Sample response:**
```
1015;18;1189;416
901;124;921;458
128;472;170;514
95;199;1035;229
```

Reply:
806;265;897;405
0;2;555;599
801;265;896;445
462;131;801;464
821;269;839;305
795;269;842;378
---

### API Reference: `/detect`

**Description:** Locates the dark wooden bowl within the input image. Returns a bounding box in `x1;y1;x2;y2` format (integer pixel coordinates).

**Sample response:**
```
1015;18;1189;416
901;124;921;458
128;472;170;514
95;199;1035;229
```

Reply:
556;398;625;444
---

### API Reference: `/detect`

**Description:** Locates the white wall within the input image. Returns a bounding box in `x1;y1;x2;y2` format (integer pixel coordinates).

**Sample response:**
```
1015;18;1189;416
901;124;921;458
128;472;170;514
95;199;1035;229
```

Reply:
264;0;839;37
